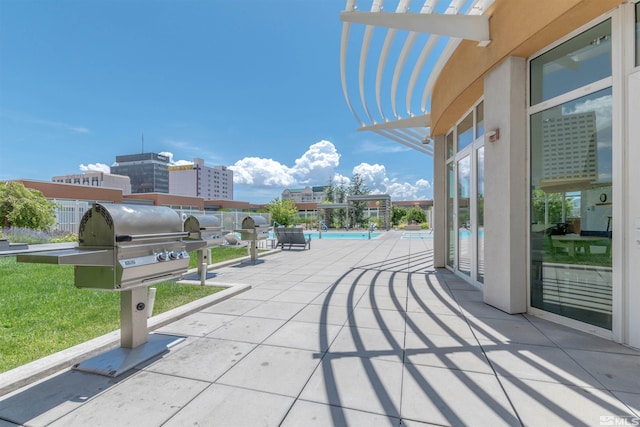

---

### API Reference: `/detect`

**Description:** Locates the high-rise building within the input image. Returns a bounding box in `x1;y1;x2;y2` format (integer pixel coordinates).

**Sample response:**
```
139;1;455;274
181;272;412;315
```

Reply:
168;158;233;200
111;153;170;194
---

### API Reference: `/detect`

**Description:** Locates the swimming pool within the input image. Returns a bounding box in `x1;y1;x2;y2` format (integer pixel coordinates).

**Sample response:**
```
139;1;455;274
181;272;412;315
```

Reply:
269;231;381;240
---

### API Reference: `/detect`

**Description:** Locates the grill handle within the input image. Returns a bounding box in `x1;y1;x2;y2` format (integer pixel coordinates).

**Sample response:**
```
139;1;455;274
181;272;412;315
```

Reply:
116;232;190;242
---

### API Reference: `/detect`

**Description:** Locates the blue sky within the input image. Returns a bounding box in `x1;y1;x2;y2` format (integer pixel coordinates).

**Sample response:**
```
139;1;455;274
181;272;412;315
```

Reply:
0;0;433;204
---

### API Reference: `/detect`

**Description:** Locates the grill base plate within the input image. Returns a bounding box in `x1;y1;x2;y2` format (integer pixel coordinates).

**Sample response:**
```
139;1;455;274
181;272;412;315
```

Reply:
72;333;184;377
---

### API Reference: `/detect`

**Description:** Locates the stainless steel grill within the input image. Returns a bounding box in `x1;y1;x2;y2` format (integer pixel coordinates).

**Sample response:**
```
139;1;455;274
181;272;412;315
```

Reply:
19;203;205;290
236;215;270;262
183;214;223;282
183;214;223;247
16;203;206;377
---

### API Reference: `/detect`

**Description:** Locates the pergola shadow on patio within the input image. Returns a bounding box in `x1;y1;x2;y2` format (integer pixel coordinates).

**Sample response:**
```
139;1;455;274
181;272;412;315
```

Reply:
0;233;638;426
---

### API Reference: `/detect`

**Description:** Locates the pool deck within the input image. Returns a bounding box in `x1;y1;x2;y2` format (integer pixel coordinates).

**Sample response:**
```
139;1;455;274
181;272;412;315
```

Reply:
1;230;639;426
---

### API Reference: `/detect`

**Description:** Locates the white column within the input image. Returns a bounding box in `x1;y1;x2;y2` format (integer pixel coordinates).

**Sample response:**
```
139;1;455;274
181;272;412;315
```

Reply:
433;135;447;268
483;56;528;313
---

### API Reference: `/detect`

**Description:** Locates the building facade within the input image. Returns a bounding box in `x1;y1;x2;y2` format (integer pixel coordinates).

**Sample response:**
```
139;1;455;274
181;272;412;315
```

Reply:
168;158;233;200
341;0;640;349
110;152;170;194
282;186;328;203
52;171;132;195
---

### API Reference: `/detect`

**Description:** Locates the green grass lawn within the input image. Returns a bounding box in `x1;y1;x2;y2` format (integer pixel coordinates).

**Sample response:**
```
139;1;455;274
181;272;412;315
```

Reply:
0;246;251;373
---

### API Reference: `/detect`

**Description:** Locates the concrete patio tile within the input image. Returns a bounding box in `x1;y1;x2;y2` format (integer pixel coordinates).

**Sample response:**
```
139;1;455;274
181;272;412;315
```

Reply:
400;364;519;427
262;320;342;352
400;420;442;427
611;391;640;416
206;315;286;343
348;306;407;332
482;342;603;388
458;300;528;321
242;300;307;320
526;315;640;354
216;344;321;397
252;280;298;291
501;376;638;426
291;303;352;326
449;288;483;301
311;289;366;306
318;283;369;298
48;371;209;426
357;294;407;311
281;399;401;427
565;349;640;394
232;287;283;301
289;281;333;293
404;332;494;374
329;326;405;363
405;294;461;316
156;312;236;337
201;297;263;316
404;312;475;339
469;317;556;346
300;356;404;418
0;370;125;427
144;337;256;382
163;383;294;427
270;289;324;304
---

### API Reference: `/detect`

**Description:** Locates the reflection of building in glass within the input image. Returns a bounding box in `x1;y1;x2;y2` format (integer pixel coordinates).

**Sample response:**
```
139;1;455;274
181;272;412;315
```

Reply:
541;112;597;187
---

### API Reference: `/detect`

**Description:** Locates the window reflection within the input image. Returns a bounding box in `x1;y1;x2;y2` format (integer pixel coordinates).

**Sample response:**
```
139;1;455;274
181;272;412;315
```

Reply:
530;88;612;330
457;112;474;152
458;156;471;277
530;20;611;105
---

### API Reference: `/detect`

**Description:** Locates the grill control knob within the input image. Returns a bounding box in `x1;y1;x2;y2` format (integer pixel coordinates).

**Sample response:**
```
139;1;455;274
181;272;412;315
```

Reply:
156;252;168;262
169;251;179;260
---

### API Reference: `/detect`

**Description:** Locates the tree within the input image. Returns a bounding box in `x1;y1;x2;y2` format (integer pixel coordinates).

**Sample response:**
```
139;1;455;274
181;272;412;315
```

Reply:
0;182;57;230
391;205;407;226
405;206;427;224
266;197;298;227
531;190;573;224
348;173;370;227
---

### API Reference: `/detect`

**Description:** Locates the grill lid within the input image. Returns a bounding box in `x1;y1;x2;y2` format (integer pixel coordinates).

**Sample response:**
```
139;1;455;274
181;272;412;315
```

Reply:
79;203;186;247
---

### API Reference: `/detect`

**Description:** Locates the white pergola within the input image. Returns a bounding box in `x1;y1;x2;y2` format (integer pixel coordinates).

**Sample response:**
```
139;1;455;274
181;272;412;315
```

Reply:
339;0;494;155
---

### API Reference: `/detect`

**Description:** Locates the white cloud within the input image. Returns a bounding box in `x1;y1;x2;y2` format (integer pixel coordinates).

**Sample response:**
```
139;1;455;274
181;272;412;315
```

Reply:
353;163;389;191
352;162;431;200
231;157;296;186
293;140;341;184
231;140;339;188
79;163;110;173
230;142;431;201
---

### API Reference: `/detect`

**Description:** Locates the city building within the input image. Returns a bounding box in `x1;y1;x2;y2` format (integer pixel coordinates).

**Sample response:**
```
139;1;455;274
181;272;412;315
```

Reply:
282;186;328;203
52;171;132;195
340;0;640;348
110;152;170;194
168;158;233;200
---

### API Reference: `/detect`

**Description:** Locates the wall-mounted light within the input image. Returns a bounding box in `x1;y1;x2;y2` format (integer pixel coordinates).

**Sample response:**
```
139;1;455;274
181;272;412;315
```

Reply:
486;129;500;143
421;137;432;145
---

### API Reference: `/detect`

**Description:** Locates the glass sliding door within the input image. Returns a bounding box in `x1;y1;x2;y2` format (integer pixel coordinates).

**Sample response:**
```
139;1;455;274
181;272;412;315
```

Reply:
457;155;471;276
446;162;455;268
529;19;613;330
477;146;485;283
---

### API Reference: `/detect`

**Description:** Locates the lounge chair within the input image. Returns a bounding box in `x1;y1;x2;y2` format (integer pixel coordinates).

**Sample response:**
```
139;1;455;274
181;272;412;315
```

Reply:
275;227;311;250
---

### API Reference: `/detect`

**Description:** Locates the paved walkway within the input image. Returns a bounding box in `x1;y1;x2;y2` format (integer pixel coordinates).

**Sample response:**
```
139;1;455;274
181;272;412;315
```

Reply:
1;231;639;426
